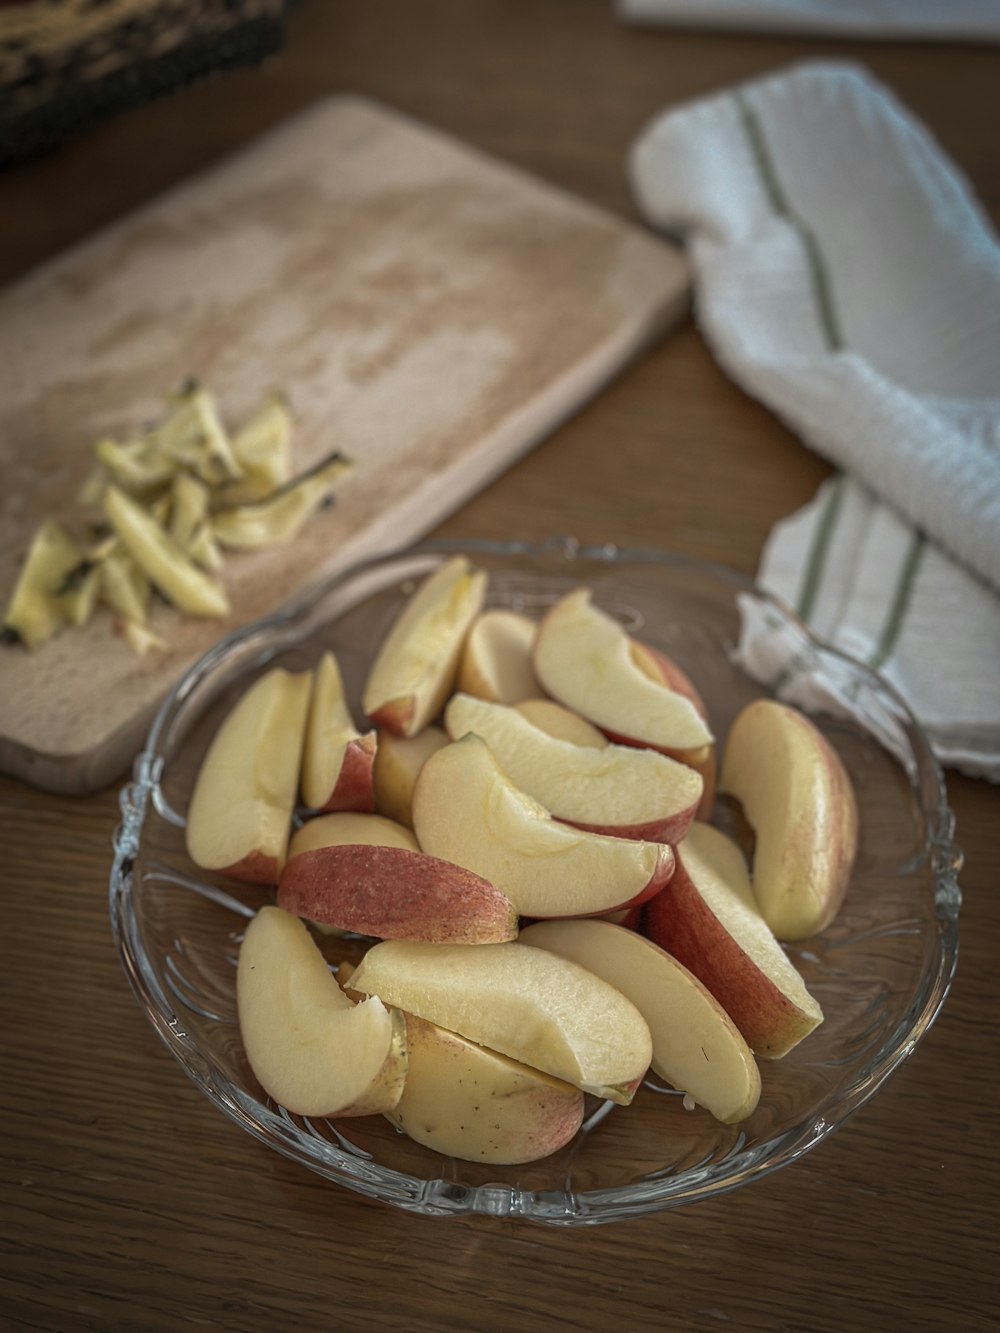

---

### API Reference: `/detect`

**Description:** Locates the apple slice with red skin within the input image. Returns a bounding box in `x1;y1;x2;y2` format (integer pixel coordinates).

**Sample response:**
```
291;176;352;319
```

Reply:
444;692;702;845
643;822;823;1059
237;906;407;1117
185;665;311;884
412;733;675;919
362;555;487;737
456;608;541;703
533;588;713;758
385;1013;584;1164
278;841;518;945
300;650;376;813
520;918;761;1124
720;699;859;941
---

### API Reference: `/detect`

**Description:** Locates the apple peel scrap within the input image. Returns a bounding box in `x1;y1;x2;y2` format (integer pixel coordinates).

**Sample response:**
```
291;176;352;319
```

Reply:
178;557;859;1163
1;384;353;655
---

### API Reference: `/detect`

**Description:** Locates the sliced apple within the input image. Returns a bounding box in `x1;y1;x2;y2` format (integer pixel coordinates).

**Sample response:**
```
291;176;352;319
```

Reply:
288;811;420;859
185;666;312;883
411;733;675;918
631;640;717;817
456;608;541;703
371;724;449;828
513;697;609;748
362;556;487;737
720;699;859;941
643;822;823;1059
237;906;407;1117
286;812;420;938
533;588;713;757
277;842;519;944
386;1013;584;1164
445;692;702;844
519;919;761;1124
349;939;652;1103
300;650;377;813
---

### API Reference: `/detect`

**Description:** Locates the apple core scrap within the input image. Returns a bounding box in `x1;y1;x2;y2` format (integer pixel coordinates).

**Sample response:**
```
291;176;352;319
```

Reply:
181;554;859;1165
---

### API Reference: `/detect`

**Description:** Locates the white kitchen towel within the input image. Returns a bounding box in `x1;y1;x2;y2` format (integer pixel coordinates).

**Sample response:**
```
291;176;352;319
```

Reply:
617;0;1000;43
629;62;1000;779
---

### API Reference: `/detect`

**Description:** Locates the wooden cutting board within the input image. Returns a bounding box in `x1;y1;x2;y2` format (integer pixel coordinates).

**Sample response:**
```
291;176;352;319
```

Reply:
0;95;689;795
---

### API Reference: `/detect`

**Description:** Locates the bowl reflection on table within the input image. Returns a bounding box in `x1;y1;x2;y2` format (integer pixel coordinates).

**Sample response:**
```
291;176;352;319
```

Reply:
108;537;960;1224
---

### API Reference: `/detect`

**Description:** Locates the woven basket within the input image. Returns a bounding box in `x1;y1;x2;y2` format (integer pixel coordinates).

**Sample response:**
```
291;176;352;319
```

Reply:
0;0;295;166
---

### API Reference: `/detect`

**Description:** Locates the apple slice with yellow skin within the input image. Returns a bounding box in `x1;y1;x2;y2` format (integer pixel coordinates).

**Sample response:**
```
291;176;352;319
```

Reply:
300;651;377;813
277;841;519;944
513;697;608;748
385;1012;584;1164
185;666;312;884
237;906;407;1117
631;640;716;817
533;588;713;757
519;919;761;1124
720;699;859;942
412;734;675;918
643;822;823;1059
456;608;541;703
349;940;652;1103
371;724;448;828
362;555;488;737
445;692;702;845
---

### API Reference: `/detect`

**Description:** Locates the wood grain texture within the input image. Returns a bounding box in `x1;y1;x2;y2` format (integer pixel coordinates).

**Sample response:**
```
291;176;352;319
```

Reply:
0;93;687;793
1;2;998;1330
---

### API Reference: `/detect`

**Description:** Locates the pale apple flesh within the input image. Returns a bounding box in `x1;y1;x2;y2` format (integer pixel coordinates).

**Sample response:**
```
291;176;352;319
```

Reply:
720;699;859;941
371;724;449;829
185;666;312;883
237;906;407;1117
362;555;488;737
533;588;713;755
643;822;823;1059
519;918;761;1124
277;844;519;943
513;697;609;748
456;607;542;704
630;640;717;817
412;733;676;919
288;811;420;858
349;939;653;1103
385;1013;585;1164
444;692;702;844
300;650;376;813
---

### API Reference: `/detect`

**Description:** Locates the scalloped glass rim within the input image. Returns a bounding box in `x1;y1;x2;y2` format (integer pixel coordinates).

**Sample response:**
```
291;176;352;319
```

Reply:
108;536;962;1225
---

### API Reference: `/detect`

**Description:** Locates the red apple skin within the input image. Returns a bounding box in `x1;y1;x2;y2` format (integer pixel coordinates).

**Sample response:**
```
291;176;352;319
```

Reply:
559;805;697;848
642;849;817;1059
603;844;676;914
316;733;378;813
367;697;415;735
277;844;519;944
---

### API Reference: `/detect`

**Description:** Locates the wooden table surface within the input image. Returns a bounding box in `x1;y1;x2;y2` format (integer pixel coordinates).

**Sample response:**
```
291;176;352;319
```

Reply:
2;4;998;1330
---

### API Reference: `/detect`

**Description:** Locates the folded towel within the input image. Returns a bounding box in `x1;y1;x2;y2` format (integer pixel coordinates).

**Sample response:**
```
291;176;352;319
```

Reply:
629;62;1000;780
617;0;1000;43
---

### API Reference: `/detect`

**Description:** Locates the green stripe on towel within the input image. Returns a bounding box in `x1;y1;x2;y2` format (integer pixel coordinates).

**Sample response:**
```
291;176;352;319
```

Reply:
868;531;927;673
734;91;845;352
796;474;846;623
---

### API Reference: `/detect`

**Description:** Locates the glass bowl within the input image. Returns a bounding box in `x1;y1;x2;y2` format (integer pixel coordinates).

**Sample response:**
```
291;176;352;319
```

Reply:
108;537;962;1224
